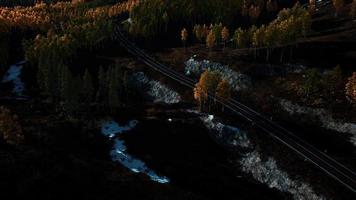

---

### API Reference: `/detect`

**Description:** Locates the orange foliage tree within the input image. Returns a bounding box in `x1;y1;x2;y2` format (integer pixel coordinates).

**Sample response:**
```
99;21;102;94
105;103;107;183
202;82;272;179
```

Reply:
346;72;356;103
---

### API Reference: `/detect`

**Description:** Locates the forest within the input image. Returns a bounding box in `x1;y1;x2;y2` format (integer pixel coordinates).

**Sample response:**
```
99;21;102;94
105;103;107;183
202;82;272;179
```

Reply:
0;0;356;200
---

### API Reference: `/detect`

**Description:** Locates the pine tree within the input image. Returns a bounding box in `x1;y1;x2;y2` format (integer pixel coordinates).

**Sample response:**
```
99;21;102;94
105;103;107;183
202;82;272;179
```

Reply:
211;23;223;44
82;68;94;103
96;66;108;103
60;66;80;114
108;66;121;112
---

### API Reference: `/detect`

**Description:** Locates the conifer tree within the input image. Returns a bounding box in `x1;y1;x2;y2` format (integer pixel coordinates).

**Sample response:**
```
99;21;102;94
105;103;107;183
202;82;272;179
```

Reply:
96;66;108;103
108;66;121;112
82;68;94;103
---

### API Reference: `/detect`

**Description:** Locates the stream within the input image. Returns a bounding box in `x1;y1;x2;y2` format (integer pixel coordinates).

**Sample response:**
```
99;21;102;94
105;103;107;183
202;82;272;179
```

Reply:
101;120;170;184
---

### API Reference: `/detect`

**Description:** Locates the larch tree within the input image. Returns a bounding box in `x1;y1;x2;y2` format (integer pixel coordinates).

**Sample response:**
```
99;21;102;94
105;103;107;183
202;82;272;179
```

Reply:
346;72;356;103
216;79;232;111
194;70;222;111
233;28;246;48
332;0;344;17
193;24;203;42
221;26;230;49
206;30;216;50
181;28;188;49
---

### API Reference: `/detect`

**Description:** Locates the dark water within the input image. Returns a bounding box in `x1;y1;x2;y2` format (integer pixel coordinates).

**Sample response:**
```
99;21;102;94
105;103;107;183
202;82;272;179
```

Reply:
119;116;287;200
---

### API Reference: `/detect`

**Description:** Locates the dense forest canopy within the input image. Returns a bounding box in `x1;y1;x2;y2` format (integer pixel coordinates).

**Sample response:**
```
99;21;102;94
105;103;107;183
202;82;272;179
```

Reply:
129;0;245;38
128;0;307;39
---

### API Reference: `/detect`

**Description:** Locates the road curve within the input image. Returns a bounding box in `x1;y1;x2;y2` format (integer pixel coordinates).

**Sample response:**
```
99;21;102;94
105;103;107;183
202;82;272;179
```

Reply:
114;27;356;193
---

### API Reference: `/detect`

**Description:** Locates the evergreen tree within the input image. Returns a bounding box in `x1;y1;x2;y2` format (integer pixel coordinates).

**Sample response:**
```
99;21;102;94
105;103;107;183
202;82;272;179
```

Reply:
82;68;94;103
108;66;121;112
60;66;80;114
96;66;108;103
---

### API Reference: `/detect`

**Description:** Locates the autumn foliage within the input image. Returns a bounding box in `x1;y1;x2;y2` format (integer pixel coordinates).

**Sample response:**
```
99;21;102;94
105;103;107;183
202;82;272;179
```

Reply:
346;72;356;103
194;71;231;110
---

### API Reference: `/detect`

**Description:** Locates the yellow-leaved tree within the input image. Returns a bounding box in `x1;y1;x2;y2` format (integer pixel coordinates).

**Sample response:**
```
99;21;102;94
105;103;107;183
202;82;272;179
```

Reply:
206;30;216;50
346;72;356;104
221;26;230;49
216;79;232;111
194;71;222;111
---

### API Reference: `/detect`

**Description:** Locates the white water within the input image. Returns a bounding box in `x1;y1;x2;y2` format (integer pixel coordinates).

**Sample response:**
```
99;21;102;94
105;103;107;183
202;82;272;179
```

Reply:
2;61;26;96
101;120;170;184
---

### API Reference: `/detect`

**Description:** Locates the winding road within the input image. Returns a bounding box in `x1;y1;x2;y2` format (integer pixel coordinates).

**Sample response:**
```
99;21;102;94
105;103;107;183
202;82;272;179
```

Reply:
115;26;356;193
